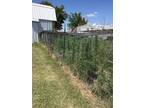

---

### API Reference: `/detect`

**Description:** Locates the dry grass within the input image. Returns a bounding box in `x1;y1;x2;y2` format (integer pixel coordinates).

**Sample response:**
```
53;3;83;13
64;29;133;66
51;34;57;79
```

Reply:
33;43;111;108
62;65;112;108
51;50;111;108
33;43;91;108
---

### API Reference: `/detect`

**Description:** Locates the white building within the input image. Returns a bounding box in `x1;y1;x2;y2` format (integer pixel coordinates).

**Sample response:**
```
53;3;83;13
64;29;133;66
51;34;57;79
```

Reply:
32;3;57;43
76;24;96;33
76;24;113;33
103;24;113;30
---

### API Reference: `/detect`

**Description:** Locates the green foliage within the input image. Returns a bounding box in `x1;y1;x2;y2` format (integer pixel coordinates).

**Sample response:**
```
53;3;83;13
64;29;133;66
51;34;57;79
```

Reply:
91;39;113;99
41;0;53;7
68;12;88;32
40;33;113;100
55;5;68;30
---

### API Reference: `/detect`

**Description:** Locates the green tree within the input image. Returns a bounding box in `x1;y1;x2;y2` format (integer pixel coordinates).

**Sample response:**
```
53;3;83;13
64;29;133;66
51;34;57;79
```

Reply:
55;5;67;30
68;12;87;32
41;0;53;7
41;0;67;31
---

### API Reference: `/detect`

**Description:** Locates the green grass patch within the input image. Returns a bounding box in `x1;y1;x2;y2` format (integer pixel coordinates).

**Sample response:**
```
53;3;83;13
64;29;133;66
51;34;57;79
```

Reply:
32;43;92;108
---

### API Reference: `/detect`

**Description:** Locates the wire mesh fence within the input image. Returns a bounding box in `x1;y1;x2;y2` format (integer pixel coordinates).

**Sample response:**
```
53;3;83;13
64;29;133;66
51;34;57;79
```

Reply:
39;31;113;99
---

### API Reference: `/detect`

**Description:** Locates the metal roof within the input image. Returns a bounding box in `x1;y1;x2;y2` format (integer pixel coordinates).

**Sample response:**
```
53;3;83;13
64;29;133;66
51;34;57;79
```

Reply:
32;3;57;22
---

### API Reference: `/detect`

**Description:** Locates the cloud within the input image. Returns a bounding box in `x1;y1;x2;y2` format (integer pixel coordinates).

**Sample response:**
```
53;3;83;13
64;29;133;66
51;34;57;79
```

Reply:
85;11;98;17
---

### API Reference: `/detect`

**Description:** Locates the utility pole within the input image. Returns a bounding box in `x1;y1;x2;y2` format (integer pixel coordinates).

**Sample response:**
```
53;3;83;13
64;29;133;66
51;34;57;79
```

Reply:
64;22;66;32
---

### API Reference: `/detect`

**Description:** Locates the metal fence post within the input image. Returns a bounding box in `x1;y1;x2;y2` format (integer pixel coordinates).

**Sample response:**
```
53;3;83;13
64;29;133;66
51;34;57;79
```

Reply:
63;34;66;59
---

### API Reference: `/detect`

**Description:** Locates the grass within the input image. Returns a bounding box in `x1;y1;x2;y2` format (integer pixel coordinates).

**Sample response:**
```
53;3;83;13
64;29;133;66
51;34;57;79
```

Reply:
32;43;93;108
33;43;112;108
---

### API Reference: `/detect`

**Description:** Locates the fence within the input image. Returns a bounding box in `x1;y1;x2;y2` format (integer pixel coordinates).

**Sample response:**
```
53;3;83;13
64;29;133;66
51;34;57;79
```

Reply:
39;31;113;98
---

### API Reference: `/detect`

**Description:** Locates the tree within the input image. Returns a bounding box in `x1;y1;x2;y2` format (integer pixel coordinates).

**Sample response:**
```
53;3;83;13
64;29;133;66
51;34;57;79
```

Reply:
68;12;88;32
41;0;67;31
54;5;67;30
41;0;53;7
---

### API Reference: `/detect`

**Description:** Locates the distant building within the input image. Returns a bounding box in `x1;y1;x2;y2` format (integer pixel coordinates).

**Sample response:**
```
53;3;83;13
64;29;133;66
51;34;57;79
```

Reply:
76;24;96;33
32;3;57;43
102;24;113;30
75;24;113;33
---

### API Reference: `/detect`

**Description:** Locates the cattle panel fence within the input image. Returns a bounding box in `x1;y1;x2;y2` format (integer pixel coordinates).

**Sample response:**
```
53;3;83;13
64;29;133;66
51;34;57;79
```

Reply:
38;31;113;98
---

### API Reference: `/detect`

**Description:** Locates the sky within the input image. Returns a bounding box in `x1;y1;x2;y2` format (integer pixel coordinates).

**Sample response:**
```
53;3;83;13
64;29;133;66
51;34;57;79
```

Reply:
32;0;113;25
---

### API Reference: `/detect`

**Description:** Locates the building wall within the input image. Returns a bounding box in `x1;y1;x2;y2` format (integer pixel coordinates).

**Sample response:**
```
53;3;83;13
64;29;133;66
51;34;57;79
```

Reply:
32;21;39;43
32;20;53;43
39;20;53;32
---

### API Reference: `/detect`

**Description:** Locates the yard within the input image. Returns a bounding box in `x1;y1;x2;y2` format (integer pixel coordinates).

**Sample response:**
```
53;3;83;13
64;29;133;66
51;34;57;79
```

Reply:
32;43;110;108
